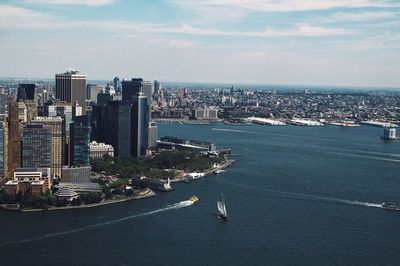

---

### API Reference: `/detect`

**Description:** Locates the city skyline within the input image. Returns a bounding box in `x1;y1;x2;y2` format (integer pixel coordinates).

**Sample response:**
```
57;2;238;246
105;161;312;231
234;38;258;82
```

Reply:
1;0;400;87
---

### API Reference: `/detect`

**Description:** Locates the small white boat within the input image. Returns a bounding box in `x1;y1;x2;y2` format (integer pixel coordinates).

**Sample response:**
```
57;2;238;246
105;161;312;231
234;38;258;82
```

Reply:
214;169;225;174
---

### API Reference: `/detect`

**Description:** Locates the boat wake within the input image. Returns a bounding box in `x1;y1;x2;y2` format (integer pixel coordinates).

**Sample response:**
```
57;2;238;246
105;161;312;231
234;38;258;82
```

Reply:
212;128;335;141
216;178;383;210
0;200;194;247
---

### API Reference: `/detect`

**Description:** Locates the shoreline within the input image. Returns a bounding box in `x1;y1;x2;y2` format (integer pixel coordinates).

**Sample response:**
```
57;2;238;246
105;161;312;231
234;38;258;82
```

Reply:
0;188;156;213
170;159;234;183
0;158;234;213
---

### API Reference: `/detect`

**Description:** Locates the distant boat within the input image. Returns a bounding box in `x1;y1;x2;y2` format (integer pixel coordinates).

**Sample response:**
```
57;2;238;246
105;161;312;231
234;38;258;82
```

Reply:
382;202;400;211
190;195;199;203
217;194;228;220
214;169;224;174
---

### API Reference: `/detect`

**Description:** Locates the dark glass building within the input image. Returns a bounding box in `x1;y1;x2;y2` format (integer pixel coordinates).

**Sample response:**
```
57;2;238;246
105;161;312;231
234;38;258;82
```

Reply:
121;78;143;103
22;124;52;169
17;83;36;102
131;93;148;157
105;100;131;157
70;115;91;166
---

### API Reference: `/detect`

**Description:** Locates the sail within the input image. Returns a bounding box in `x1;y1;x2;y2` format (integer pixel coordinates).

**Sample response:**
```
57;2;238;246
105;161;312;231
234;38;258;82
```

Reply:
223;203;227;217
217;201;225;215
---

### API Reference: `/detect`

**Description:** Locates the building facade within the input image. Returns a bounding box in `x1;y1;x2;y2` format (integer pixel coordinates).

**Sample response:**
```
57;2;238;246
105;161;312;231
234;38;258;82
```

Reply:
121;78;143;103
105;100;131;157
70;115;91;166
55;70;87;114
17;83;36;102
22;124;52;169
32;116;64;178
131;93;148;157
4;168;51;196
148;122;157;149
61;166;91;183
89;141;114;159
7;96;21;179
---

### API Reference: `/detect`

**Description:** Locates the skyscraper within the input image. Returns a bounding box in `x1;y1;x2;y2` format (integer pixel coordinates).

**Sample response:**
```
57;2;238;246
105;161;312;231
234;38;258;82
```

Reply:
55;70;86;114
114;76;121;94
141;80;154;105
7;96;21;179
0;121;5;186
32;117;64;178
131;93;148;157
104;100;131;157
148;122;157;150
121;78;143;103
22;124;52;169
17;84;36;102
70;115;91;166
86;84;98;102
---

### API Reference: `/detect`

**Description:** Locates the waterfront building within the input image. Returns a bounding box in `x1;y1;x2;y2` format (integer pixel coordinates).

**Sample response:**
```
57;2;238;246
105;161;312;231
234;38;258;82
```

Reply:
157;137;214;153
54;186;79;201
89;141;114;159
32;117;64;178
192;108;218;120
7;96;21;179
61;165;91;183
148;122;157;149
4;168;51;196
70;115;91;166
131;93;148;157
105;100;131;157
17;83;36;102
55;70;86;114
22;124;52;169
382;127;397;140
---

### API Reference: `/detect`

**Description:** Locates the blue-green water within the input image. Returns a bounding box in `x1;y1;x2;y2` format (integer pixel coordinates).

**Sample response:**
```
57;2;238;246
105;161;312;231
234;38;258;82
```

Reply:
1;123;400;265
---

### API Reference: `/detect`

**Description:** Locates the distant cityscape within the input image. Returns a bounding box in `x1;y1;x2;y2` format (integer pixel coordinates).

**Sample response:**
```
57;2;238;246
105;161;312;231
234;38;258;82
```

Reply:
0;70;399;205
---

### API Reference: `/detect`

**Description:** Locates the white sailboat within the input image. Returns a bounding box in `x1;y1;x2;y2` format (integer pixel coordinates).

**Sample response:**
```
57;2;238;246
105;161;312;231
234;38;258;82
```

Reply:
217;194;228;220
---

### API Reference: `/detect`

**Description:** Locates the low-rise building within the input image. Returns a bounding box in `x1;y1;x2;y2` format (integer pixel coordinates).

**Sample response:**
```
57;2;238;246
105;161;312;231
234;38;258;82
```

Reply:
62;166;91;183
89;141;114;159
4;168;51;196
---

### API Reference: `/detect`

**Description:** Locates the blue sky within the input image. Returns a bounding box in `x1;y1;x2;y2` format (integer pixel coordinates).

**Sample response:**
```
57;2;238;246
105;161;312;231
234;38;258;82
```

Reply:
1;0;399;87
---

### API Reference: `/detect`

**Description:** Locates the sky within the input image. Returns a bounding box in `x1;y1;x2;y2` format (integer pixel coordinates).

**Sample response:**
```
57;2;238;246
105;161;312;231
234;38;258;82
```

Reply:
0;0;400;87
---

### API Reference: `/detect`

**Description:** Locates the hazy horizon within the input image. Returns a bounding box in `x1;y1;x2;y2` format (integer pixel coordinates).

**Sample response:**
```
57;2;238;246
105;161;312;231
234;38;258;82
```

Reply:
1;0;400;87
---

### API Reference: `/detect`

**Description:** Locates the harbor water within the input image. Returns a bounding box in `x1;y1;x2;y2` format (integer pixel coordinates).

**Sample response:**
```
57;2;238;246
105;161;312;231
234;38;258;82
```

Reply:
1;123;400;265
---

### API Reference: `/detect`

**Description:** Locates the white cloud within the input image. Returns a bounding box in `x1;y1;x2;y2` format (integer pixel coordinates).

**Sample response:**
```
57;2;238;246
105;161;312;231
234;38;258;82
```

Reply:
0;4;57;29
172;24;352;37
170;0;400;13
24;0;116;6
0;5;351;37
330;11;398;22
